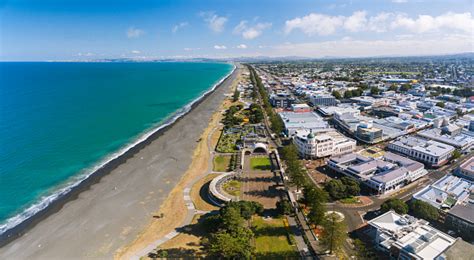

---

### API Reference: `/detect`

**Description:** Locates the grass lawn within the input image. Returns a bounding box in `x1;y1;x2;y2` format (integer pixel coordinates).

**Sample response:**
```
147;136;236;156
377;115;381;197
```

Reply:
213;155;231;172
252;216;298;257
339;196;360;204
222;179;241;197
250;157;272;171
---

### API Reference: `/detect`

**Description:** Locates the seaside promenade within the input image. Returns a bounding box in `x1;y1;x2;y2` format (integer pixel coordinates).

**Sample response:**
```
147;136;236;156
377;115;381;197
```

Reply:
0;65;241;259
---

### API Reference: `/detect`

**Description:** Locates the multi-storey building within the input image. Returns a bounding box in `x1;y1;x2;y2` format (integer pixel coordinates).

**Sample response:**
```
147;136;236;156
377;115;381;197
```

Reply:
293;129;356;159
388;136;454;167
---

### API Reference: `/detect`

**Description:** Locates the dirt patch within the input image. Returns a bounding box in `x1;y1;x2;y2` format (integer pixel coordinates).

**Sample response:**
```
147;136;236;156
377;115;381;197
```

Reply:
190;174;219;211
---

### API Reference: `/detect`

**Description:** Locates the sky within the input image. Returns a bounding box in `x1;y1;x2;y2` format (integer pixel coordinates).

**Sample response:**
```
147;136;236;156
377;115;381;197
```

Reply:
0;0;473;60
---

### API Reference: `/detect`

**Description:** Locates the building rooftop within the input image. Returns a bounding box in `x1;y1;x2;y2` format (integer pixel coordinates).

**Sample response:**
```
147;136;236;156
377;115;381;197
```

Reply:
279;111;329;133
448;202;474;224
413;175;474;210
368;211;456;260
459;157;474;175
391;136;455;156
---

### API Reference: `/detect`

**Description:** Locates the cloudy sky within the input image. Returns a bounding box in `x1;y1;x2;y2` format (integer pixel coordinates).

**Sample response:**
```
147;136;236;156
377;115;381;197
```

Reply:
1;0;473;60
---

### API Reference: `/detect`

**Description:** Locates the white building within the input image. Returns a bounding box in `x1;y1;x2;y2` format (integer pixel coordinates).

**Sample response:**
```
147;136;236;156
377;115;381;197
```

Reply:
293;129;356;159
310;94;338;106
279;111;329;136
368;211;456;260
388;136;455;167
327;152;427;195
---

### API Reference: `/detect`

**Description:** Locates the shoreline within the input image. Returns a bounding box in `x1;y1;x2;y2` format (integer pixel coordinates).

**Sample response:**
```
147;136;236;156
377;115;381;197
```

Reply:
0;63;236;249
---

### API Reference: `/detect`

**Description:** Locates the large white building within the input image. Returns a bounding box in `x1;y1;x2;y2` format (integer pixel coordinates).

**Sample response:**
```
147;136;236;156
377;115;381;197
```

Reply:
388;136;455;167
310;94;338;106
368;211;457;260
293;129;356;159
327;152;428;194
279;111;329;136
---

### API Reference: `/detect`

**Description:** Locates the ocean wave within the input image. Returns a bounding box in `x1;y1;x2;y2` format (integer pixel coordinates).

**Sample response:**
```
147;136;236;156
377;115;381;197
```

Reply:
0;63;236;235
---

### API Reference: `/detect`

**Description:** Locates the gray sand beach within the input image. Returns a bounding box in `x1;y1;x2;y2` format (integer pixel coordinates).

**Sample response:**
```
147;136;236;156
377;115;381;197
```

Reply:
0;65;240;259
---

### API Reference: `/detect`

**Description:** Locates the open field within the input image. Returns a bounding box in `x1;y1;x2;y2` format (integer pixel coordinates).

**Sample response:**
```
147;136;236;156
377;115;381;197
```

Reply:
250;157;272;171
252;216;298;258
213;155;231;172
222;179;241;197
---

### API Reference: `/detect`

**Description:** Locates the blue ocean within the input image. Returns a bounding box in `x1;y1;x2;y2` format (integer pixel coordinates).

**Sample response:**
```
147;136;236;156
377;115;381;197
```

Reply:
0;62;233;233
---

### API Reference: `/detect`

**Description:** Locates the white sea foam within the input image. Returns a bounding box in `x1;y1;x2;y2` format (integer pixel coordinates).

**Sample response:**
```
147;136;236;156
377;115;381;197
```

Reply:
0;63;236;235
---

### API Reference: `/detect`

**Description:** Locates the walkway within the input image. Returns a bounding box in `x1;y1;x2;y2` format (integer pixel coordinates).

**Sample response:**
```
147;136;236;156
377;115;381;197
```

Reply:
131;113;224;259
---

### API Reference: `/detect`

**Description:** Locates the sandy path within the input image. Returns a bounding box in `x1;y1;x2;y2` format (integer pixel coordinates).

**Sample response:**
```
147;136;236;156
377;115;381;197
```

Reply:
0;65;241;260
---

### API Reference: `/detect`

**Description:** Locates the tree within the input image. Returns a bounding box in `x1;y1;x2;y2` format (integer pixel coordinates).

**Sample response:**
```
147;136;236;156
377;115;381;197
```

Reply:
370;86;380;95
451;149;462;160
353;239;376;260
307;200;326;226
205;228;254;258
332;90;342;100
400;84;412;92
303;185;329;204
436;101;445;108
341;177;360;197
320;214;347;255
343;90;353;99
409;200;439;221
380;198;408;214
276;200;293;216
389;84;398;92
324;179;346;200
233;89;240;102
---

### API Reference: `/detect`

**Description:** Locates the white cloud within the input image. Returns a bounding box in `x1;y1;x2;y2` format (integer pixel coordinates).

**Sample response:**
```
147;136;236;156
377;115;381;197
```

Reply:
284;11;474;36
343;11;367;32
131;50;141;54
201;12;227;33
284;13;344;36
271;34;473;57
233;21;272;39
391;12;474;33
127;27;145;38
392;0;408;3
236;44;248;49
184;47;201;51
76;52;95;57
172;22;189;33
214;45;227;50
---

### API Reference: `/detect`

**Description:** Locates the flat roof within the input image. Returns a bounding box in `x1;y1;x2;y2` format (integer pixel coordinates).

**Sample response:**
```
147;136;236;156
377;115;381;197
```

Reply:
459;157;474;174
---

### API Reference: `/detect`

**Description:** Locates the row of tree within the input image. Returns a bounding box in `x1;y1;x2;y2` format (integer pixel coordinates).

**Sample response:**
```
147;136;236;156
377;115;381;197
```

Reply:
247;65;285;135
202;201;264;258
380;198;440;222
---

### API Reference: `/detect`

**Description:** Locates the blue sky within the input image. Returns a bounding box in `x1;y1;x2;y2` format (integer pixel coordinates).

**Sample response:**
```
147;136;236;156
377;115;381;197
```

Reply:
1;0;473;60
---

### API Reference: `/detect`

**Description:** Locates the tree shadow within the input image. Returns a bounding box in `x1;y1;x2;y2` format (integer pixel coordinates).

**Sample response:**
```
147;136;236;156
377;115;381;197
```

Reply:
148;248;203;259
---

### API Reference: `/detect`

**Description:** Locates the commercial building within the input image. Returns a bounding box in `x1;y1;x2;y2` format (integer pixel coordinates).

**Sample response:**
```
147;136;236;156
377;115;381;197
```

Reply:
327;152;427;195
445;202;474;242
368;211;457;259
388;136;455;167
413;175;473;210
310;94;338;106
455;157;474;181
418;127;474;151
293;129;356;159
269;92;295;108
291;103;311;113
279;111;329;136
317;105;360;117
